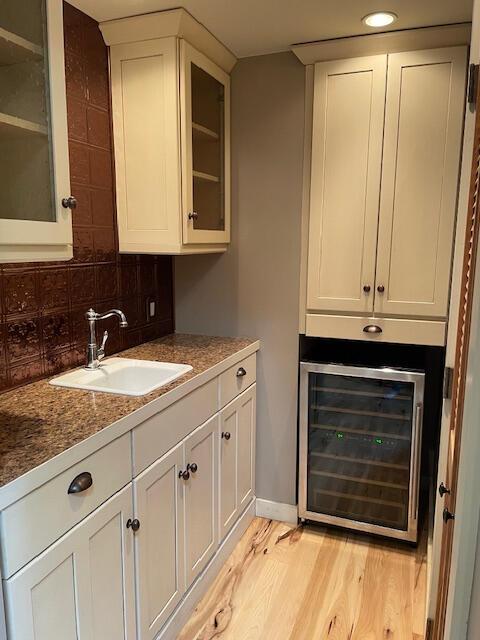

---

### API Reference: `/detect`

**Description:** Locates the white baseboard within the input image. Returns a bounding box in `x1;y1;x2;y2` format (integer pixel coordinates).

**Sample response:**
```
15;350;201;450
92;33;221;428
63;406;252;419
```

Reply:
255;498;298;524
156;498;256;640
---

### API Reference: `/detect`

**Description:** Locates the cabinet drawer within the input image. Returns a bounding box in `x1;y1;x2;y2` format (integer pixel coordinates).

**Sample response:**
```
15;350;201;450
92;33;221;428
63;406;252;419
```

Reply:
219;354;256;408
0;433;131;579
133;378;218;475
305;314;446;347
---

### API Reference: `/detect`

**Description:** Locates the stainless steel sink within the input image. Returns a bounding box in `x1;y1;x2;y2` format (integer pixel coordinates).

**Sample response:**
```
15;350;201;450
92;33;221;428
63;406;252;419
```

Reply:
49;358;193;396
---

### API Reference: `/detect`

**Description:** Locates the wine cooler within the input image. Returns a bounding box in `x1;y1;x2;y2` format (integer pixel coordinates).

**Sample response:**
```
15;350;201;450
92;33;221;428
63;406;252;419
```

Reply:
298;363;425;542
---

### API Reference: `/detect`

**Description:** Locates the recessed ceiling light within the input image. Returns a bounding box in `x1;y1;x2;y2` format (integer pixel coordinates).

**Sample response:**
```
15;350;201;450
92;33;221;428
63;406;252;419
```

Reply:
362;11;398;28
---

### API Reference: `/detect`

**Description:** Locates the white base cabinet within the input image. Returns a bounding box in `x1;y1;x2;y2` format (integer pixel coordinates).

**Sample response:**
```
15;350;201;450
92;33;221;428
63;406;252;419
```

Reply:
134;443;185;640
184;416;219;587
219;387;256;540
0;352;258;640
4;486;135;640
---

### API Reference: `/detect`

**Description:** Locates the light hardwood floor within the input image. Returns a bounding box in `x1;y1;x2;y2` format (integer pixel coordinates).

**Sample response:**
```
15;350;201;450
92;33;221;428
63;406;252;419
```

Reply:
179;517;427;640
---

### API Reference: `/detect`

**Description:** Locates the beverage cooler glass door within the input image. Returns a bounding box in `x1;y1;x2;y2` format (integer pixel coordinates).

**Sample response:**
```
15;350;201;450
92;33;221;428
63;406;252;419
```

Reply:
298;363;425;542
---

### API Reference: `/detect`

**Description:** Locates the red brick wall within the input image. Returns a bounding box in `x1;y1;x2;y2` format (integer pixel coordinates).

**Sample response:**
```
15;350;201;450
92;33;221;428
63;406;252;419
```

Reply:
0;3;174;393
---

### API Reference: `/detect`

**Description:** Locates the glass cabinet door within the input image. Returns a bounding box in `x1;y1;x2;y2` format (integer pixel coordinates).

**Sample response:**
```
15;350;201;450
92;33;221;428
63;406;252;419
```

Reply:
0;0;72;262
181;41;230;245
300;364;424;540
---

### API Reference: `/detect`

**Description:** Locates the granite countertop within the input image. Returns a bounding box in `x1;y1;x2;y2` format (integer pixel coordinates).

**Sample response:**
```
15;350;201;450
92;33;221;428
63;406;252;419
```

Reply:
0;334;256;489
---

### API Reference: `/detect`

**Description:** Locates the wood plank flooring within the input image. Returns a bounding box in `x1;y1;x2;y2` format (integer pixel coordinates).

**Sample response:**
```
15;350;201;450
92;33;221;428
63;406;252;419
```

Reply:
179;517;427;640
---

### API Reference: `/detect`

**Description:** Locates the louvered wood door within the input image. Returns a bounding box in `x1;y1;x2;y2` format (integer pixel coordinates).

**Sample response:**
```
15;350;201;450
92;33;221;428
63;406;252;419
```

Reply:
433;74;480;640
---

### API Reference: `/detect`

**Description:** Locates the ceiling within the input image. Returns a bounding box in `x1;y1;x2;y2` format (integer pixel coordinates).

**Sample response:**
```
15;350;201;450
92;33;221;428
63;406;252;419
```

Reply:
71;0;473;58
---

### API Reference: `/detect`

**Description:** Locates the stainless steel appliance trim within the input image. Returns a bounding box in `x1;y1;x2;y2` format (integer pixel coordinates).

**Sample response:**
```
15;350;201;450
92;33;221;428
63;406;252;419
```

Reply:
298;361;425;542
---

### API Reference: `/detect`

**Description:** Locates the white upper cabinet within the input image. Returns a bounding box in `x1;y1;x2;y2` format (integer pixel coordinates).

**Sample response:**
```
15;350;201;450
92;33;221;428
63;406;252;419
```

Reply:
306;45;467;341
375;47;467;318
307;55;386;314
101;9;235;255
0;0;72;263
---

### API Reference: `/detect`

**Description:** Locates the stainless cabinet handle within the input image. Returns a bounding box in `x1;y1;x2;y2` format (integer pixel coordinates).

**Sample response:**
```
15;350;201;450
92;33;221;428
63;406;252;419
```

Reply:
236;367;247;377
410;403;423;519
68;472;93;494
363;325;382;334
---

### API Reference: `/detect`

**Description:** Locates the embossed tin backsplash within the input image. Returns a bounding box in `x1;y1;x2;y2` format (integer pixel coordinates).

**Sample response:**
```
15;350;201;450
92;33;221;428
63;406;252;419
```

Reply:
0;3;174;393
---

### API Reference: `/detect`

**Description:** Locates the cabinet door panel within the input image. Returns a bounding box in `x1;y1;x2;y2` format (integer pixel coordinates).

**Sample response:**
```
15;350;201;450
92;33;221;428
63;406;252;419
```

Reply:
375;46;467;318
307;55;386;313
134;443;185;640
219;404;238;538
4;486;135;640
110;37;182;252
184;415;219;587
181;41;230;245
237;387;256;511
219;386;256;540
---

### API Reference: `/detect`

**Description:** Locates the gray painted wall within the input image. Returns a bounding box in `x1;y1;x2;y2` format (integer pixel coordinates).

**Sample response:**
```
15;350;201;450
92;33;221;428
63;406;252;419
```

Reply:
175;51;305;505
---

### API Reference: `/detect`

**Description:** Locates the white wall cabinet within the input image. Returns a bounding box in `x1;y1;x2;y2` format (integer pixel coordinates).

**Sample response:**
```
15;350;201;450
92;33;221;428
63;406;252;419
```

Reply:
306;46;467;344
219;386;256;540
307;55;386;315
101;9;235;255
3;486;135;640
375;47;467;318
0;0;73;263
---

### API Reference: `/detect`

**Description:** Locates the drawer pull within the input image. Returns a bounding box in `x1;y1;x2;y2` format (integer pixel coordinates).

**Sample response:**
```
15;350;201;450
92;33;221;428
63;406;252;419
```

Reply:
179;469;190;481
236;367;247;377
187;463;198;473
363;324;382;334
126;518;140;532
222;431;231;440
67;472;93;495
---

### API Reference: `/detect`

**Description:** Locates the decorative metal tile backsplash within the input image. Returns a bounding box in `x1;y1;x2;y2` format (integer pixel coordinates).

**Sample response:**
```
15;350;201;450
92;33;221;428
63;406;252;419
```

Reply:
0;3;174;393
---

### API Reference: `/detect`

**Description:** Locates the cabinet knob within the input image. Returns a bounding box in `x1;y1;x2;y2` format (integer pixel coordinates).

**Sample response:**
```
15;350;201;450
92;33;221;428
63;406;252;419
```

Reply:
363;324;382;334
188;211;198;220
179;469;190;481
439;482;451;498
188;463;198;473
126;518;140;532
67;471;93;494
222;431;231;440
62;196;77;210
363;285;371;293
377;285;385;293
236;367;247;378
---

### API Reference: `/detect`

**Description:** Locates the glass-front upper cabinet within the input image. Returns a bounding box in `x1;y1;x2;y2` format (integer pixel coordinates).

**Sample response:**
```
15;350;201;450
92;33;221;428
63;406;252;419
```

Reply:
0;0;72;262
181;41;230;245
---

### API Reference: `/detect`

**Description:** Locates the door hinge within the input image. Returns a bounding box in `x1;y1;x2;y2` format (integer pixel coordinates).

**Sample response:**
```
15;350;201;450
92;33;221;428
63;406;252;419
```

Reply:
443;508;455;523
467;63;479;106
443;366;454;400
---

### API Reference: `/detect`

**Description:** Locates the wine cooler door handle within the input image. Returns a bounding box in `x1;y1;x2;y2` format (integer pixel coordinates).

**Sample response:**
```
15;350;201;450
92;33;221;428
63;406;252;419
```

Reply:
410;403;423;520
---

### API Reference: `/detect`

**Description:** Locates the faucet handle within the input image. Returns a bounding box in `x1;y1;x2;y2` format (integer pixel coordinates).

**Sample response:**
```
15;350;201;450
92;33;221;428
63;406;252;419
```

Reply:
98;330;108;361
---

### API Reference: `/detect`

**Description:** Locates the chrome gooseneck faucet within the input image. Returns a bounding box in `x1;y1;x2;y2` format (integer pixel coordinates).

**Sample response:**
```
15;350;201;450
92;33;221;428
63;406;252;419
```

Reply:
85;308;128;370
